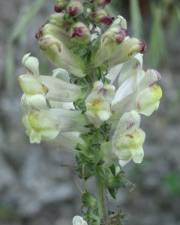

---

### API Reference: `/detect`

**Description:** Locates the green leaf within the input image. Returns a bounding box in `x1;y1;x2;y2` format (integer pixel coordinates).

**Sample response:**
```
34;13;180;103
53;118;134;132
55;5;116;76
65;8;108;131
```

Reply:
82;191;97;208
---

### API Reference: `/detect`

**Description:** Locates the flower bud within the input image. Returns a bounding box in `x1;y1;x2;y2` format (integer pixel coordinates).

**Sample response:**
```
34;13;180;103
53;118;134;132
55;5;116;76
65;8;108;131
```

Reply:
67;0;84;17
70;22;90;44
37;13;69;42
93;15;129;67
93;9;114;25
108;38;147;67
38;34;85;77
100;16;114;25
54;0;66;13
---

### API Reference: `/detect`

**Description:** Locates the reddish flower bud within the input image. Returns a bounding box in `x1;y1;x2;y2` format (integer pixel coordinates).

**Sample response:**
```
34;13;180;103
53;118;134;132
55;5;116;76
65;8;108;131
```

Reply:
67;0;84;17
100;16;114;25
54;0;65;13
68;7;79;16
71;27;84;38
93;9;113;25
70;22;90;43
54;4;64;13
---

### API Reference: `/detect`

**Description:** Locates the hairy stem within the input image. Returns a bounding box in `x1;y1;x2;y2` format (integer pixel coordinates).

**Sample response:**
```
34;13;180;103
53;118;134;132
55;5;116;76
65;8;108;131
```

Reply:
96;178;109;225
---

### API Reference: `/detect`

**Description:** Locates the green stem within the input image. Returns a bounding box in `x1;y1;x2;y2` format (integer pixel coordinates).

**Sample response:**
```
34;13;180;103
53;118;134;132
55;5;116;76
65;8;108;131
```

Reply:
96;178;109;225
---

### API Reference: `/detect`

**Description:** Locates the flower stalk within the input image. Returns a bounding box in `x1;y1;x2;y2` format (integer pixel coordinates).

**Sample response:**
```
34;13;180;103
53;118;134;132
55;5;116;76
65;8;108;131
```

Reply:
96;178;108;225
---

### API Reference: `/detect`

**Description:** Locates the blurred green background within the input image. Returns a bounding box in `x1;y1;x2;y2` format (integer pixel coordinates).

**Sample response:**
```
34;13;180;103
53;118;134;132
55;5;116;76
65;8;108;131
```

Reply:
0;0;180;225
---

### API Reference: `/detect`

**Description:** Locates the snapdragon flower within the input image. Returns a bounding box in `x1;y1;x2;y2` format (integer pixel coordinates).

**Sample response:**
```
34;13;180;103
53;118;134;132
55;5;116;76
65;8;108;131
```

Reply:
18;53;87;143
22;108;87;144
19;53;83;110
112;111;145;166
85;81;115;127
111;55;162;118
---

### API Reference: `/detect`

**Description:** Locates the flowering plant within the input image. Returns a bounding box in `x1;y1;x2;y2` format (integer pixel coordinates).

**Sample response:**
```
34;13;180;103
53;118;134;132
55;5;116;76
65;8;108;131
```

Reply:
18;0;162;224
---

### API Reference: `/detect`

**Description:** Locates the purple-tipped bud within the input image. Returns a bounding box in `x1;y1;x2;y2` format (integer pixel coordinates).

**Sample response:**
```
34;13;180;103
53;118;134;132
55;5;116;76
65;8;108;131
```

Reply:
115;29;127;43
54;0;65;13
93;9;113;25
68;7;79;16
67;0;84;17
71;27;84;38
70;22;90;43
139;40;147;53
100;16;114;25
54;4;64;13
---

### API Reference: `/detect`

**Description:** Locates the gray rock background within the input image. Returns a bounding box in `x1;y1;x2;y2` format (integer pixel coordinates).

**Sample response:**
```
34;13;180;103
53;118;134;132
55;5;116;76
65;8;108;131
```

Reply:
0;1;180;225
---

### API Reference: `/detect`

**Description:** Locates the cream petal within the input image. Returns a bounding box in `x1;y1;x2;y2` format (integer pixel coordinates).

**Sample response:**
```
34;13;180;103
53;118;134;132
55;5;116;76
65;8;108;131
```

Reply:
41;75;82;102
131;147;144;163
22;108;87;143
119;159;131;167
22;53;39;76
112;111;145;164
52;68;70;82
114;110;141;135
138;69;161;90
21;94;48;111
85;81;115;126
112;75;137;106
72;216;88;225
136;84;162;116
18;74;48;95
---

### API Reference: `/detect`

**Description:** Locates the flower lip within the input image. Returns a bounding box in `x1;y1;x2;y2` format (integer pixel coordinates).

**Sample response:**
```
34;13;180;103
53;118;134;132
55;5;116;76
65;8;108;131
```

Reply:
139;40;147;53
115;29;127;43
35;28;43;40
